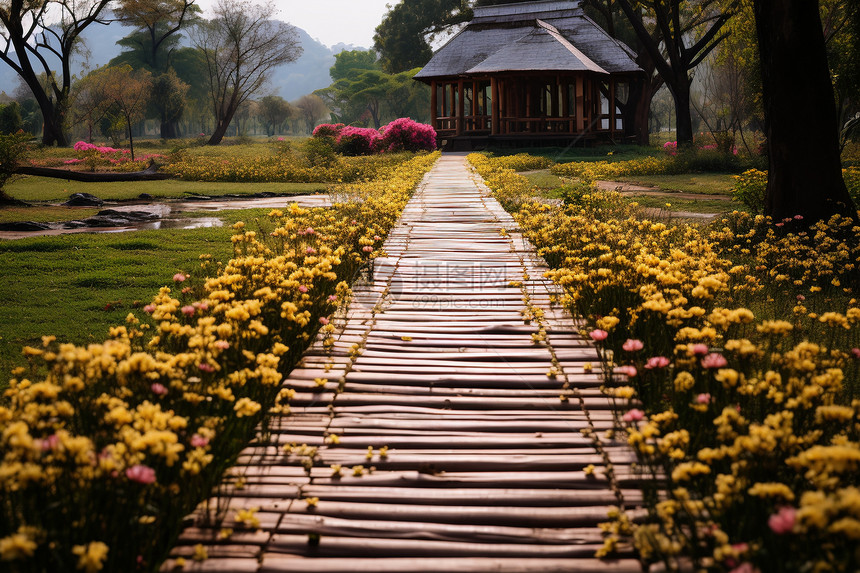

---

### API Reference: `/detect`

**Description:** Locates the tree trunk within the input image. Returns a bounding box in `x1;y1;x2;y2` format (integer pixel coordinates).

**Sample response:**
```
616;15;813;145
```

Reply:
160;119;177;139
208;119;231;145
753;0;856;223
669;77;694;147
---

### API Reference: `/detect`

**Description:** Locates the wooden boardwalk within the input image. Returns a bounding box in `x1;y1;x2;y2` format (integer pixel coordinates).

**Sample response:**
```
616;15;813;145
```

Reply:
164;155;640;572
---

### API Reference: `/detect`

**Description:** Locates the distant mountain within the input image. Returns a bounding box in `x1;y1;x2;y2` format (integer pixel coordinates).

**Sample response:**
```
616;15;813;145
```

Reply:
0;18;366;103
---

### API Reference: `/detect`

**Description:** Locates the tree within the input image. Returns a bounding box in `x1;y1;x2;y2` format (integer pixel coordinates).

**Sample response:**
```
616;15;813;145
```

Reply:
259;95;292;136
752;0;855;222
582;0;665;144
114;0;199;73
96;65;153;159
150;69;189;139
374;0;470;73
330;49;379;81
293;94;328;134
191;0;302;145
0;0;112;146
615;0;737;146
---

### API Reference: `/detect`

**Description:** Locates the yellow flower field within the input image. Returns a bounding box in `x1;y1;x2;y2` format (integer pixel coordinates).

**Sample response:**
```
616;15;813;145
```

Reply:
0;152;439;572
470;152;860;572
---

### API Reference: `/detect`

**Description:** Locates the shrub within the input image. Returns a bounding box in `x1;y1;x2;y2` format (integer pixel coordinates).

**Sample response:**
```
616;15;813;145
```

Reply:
731;168;767;214
311;123;345;147
378;118;436;153
301;137;337;168
335;126;381;156
0;132;30;200
488;152;553;172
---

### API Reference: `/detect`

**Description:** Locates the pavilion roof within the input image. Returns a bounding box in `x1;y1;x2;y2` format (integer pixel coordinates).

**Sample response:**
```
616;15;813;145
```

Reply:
414;0;642;81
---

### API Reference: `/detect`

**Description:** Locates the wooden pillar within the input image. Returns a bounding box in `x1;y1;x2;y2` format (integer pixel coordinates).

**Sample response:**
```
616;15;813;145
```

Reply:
431;81;438;130
562;78;570;132
491;77;500;135
457;79;464;136
576;76;585;133
609;77;616;137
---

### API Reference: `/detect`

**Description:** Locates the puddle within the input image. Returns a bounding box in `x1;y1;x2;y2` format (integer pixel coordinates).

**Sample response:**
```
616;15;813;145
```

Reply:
0;195;331;240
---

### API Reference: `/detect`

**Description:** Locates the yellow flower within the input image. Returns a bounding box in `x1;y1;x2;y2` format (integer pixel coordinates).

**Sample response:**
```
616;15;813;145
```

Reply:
72;541;109;573
0;530;38;561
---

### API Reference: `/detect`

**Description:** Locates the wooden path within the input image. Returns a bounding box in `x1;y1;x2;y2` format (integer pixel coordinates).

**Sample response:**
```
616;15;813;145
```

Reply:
164;154;640;572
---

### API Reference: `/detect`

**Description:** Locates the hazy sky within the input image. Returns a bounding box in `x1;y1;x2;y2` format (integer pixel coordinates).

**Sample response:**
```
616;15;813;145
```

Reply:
195;0;393;49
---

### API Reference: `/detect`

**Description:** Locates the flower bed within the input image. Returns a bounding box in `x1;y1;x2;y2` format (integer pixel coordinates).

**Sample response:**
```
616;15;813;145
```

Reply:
470;153;860;572
0;152;440;572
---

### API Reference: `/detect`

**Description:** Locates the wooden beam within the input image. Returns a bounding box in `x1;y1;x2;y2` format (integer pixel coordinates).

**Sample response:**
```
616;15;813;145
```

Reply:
457;79;464;136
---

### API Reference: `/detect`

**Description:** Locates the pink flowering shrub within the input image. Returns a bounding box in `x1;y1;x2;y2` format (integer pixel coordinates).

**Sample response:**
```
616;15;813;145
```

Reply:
335;126;382;156
311;119;436;156
70;141;163;172
378;118;437;153
312;123;345;141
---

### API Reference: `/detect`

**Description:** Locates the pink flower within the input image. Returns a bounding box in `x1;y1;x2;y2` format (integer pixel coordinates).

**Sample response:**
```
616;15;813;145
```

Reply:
793;215;803;220
768;506;796;534
589;329;608;341
622;339;643;352
298;285;309;293
796;295;806;301
126;464;157;484
190;434;210;448
198;363;214;373
143;304;155;313
775;222;784;227
215;340;230;350
151;383;168;396
373;235;381;241
615;365;637;377
38;434;60;451
702;353;728;369
695;393;711;404
644;356;670;369
319;317;329;325
306;247;317;254
362;246;374;253
173;273;186;282
305;227;315;235
194;302;209;311
328;295;338;302
729;564;759;573
181;305;195;316
690;343;709;356
622;408;645;422
851;348;860;359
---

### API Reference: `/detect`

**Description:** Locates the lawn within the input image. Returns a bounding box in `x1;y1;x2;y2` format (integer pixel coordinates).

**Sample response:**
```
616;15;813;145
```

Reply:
614;172;736;195
0;213;276;377
4;176;329;203
625;194;740;214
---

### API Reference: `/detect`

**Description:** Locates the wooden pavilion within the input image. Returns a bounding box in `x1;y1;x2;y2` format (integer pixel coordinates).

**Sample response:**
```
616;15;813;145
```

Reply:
413;0;644;149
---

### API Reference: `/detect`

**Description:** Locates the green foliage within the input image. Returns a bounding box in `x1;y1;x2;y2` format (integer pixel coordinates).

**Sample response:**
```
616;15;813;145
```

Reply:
0;102;23;134
330;49;380;81
731;168;767;214
0;132;30;197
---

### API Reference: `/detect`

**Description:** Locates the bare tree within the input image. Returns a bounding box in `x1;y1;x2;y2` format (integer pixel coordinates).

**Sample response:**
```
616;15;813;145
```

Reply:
0;0;112;146
615;0;738;147
293;94;329;134
191;0;302;145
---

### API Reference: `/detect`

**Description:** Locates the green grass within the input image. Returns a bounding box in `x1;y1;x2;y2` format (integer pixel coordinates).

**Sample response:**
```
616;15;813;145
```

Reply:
627;194;743;214
5;177;329;202
615;173;736;195
487;144;662;164
0;206;101;223
522;170;566;191
0;224;238;379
